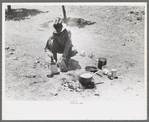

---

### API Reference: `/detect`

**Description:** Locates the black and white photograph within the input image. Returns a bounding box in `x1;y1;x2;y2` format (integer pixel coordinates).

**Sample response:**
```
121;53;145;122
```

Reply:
2;2;147;120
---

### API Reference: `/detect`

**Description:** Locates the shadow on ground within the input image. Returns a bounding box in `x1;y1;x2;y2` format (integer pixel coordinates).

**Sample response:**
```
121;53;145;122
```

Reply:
66;59;81;71
41;17;96;29
5;8;45;21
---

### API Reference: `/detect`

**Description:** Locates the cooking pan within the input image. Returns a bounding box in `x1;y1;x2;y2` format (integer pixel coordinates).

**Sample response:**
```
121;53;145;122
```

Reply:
79;70;101;84
85;66;98;72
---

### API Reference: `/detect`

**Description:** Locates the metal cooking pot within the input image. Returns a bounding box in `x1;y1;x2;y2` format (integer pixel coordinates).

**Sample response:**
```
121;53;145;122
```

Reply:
79;70;101;85
98;57;107;69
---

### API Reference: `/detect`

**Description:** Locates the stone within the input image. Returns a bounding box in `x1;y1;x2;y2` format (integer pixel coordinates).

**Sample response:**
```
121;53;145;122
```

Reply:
10;52;14;55
13;57;18;60
25;75;36;78
80;50;85;57
88;51;94;58
137;17;142;21
94;90;100;96
68;82;76;90
130;11;134;14
50;90;58;96
5;46;10;50
38;28;44;31
10;49;15;51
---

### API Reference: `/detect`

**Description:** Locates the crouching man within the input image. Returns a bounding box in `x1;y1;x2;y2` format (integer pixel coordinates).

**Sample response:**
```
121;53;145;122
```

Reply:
44;17;78;71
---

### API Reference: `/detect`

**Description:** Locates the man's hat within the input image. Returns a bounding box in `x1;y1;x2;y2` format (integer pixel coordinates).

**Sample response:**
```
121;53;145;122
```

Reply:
53;17;62;25
53;17;63;30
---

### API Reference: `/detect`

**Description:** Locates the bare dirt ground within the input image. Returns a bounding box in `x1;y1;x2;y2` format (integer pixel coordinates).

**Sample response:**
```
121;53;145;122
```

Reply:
4;5;146;101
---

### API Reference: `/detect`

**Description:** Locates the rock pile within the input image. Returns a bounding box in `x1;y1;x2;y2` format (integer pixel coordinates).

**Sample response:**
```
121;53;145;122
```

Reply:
60;77;83;92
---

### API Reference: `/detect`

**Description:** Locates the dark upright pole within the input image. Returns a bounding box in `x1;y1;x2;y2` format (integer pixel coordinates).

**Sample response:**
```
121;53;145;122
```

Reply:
7;5;12;14
62;5;67;23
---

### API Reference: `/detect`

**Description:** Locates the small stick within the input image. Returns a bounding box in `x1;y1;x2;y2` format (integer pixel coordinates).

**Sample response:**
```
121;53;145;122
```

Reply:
91;70;102;77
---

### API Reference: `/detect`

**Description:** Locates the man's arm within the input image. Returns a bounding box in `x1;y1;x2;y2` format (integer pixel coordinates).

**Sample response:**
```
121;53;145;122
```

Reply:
62;30;72;58
44;33;54;52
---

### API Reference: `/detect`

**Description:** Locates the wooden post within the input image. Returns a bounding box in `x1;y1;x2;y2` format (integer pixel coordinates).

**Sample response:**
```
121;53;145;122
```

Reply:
7;5;12;14
62;5;67;23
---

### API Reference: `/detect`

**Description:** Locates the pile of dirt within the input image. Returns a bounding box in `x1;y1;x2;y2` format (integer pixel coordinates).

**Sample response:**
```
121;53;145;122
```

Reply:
65;17;96;28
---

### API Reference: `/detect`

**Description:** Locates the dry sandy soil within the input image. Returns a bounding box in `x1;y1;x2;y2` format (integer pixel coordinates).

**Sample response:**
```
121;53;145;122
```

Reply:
4;5;146;101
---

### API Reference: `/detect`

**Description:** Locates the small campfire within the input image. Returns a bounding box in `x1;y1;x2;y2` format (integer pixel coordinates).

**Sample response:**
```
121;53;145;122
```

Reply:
59;72;99;92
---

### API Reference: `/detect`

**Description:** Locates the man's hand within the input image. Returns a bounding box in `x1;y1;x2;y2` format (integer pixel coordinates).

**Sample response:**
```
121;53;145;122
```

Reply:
45;51;53;58
59;56;66;62
72;47;78;54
